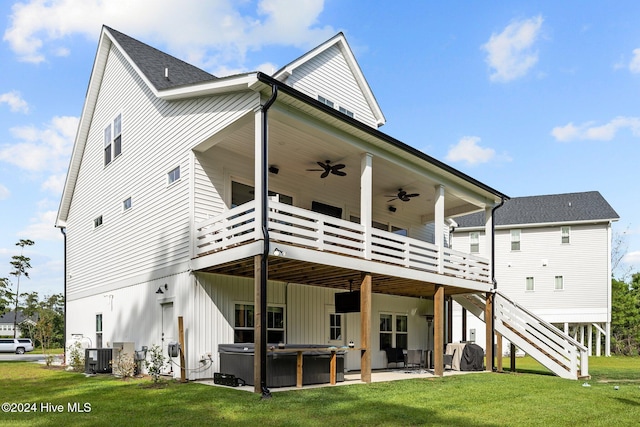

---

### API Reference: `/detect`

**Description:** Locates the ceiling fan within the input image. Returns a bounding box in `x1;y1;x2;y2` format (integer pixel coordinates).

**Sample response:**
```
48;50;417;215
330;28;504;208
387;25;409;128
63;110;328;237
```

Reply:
387;188;420;202
306;160;346;178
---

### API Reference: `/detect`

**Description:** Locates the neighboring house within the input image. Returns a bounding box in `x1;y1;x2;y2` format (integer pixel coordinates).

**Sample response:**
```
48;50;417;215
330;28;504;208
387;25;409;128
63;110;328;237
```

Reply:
0;311;37;338
55;26;585;391
451;191;619;357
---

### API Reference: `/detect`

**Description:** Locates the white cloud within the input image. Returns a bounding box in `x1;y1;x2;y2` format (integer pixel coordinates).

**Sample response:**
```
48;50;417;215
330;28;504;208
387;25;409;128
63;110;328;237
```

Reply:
41;174;67;194
446;136;496;165
551;116;640;142
623;250;640;266
3;0;335;71
482;15;544;82
18;210;61;242
0;183;10;200
630;48;640;73
0;115;78;173
0;91;29;113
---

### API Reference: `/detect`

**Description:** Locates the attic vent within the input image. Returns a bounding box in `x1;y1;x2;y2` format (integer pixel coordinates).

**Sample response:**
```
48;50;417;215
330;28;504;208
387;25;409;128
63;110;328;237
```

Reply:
164;67;169;79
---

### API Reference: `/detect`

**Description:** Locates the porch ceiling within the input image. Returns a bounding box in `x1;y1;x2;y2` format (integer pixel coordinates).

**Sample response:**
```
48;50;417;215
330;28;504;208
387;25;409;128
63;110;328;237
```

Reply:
197;256;472;298
196;105;488;222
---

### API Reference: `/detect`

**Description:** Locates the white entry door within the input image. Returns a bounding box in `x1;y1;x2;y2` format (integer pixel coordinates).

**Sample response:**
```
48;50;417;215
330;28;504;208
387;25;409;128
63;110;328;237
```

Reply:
161;302;175;373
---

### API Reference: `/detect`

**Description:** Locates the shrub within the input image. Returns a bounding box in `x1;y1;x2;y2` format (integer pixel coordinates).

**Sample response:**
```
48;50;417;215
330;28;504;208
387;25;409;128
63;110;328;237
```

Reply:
145;344;165;383
67;341;85;372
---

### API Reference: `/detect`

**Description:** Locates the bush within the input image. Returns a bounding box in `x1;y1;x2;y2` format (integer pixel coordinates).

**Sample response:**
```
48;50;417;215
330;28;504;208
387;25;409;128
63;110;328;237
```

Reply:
145;344;165;383
67;342;85;372
113;352;136;379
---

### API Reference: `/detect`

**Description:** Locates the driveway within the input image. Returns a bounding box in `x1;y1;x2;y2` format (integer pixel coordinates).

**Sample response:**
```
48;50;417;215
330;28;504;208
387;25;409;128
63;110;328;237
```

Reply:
0;353;51;362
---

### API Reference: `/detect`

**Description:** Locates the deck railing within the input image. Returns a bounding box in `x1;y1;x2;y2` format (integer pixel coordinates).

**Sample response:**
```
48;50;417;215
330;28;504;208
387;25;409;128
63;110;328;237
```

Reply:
195;200;491;283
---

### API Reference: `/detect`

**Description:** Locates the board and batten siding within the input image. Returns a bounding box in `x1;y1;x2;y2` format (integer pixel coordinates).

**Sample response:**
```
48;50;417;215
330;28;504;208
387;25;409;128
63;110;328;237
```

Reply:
66;43;259;300
287;44;378;128
190;273;286;379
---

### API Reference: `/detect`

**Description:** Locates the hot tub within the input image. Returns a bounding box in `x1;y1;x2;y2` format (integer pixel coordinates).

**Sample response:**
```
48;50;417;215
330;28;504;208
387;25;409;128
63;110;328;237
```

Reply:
218;343;345;387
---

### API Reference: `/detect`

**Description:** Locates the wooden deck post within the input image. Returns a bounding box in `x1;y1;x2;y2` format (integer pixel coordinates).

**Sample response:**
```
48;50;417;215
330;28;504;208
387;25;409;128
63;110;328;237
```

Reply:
510;343;516;372
496;331;503;372
178;316;186;382
434;285;444;377
360;272;372;383
485;292;493;372
447;297;453;344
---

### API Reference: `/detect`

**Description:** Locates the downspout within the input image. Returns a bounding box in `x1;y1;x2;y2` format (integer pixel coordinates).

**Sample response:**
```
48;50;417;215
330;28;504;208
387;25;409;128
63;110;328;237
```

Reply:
59;226;67;365
490;197;505;371
259;81;278;399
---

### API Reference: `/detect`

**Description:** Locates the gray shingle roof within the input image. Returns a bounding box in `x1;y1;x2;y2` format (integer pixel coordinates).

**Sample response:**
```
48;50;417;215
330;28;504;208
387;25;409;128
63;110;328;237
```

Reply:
105;26;217;90
455;191;619;228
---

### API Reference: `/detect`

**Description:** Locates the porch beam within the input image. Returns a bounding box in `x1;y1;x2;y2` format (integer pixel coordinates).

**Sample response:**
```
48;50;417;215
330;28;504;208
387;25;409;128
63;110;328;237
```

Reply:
434;285;444;377
361;152;373;259
485;292;494;372
360;272;372;383
434;185;445;274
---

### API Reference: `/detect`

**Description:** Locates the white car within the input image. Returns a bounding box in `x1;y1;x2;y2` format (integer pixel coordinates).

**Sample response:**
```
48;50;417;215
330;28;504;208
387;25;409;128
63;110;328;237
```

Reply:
0;338;34;354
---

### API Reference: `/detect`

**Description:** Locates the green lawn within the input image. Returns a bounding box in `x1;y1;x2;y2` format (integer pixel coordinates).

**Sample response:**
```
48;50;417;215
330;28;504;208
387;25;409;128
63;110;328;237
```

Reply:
1;357;639;426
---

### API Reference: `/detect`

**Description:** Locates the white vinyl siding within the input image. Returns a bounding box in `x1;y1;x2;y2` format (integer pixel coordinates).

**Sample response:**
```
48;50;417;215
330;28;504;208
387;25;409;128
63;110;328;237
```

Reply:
288;45;377;128
65;43;258;299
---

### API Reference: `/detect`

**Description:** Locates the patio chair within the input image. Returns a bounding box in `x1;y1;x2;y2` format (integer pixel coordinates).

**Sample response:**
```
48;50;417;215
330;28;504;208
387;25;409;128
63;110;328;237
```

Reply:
383;347;405;368
443;348;456;371
406;349;423;371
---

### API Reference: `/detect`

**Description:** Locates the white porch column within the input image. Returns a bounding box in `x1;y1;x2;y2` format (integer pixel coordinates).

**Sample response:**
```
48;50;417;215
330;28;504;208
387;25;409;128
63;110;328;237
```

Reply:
605;322;611;357
361;153;373;259
484;205;494;277
434;185;445;273
254;106;265;241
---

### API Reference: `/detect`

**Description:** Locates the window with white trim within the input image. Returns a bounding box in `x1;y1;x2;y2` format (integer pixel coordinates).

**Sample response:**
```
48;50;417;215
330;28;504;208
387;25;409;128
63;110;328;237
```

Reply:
511;229;521;251
555;276;564;291
329;313;342;340
469;232;480;253
561;226;570;244
525;276;534;291
168;166;180;185
234;303;284;343
104;114;122;166
318;95;334;108
93;215;103;228
123;197;132;212
379;313;408;350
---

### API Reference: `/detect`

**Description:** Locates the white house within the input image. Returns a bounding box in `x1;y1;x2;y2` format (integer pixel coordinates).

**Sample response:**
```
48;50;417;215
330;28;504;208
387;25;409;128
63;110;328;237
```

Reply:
451;191;618;357
56;27;587;392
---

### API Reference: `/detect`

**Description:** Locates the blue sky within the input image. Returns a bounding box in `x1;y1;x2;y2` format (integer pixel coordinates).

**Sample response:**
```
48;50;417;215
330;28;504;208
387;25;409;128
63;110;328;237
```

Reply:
1;0;639;298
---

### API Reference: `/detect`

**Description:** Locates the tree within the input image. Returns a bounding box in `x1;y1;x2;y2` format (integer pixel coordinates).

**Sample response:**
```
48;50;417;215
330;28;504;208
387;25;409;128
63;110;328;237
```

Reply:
0;277;13;316
19;293;65;350
9;239;35;338
611;274;640;355
612;227;633;281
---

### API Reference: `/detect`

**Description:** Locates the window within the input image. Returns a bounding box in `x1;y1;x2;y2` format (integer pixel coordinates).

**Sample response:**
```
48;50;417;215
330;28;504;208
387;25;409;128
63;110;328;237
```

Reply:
396;315;408;350
555;276;564;291
561;226;570;244
379;314;393;349
234;304;285;343
96;314;103;348
379;313;408;350
339;106;354;118
93;215;103;228
104;114;122;166
469;232;480;253
123;197;132;211
511;229;521;251
525;277;534;291
231;181;293;207
318;95;334;108
329;313;342;341
168;166;180;185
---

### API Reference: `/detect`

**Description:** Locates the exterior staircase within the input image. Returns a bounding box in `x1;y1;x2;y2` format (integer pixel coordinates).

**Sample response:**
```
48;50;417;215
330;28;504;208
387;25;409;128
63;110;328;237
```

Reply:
453;291;589;380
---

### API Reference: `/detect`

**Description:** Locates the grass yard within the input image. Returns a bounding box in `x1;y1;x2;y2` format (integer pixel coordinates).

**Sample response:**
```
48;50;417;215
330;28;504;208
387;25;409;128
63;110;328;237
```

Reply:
1;357;639;426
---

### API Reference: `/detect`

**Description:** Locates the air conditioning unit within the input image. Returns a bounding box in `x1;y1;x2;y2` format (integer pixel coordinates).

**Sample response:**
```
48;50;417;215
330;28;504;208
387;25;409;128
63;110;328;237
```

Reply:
84;348;113;374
